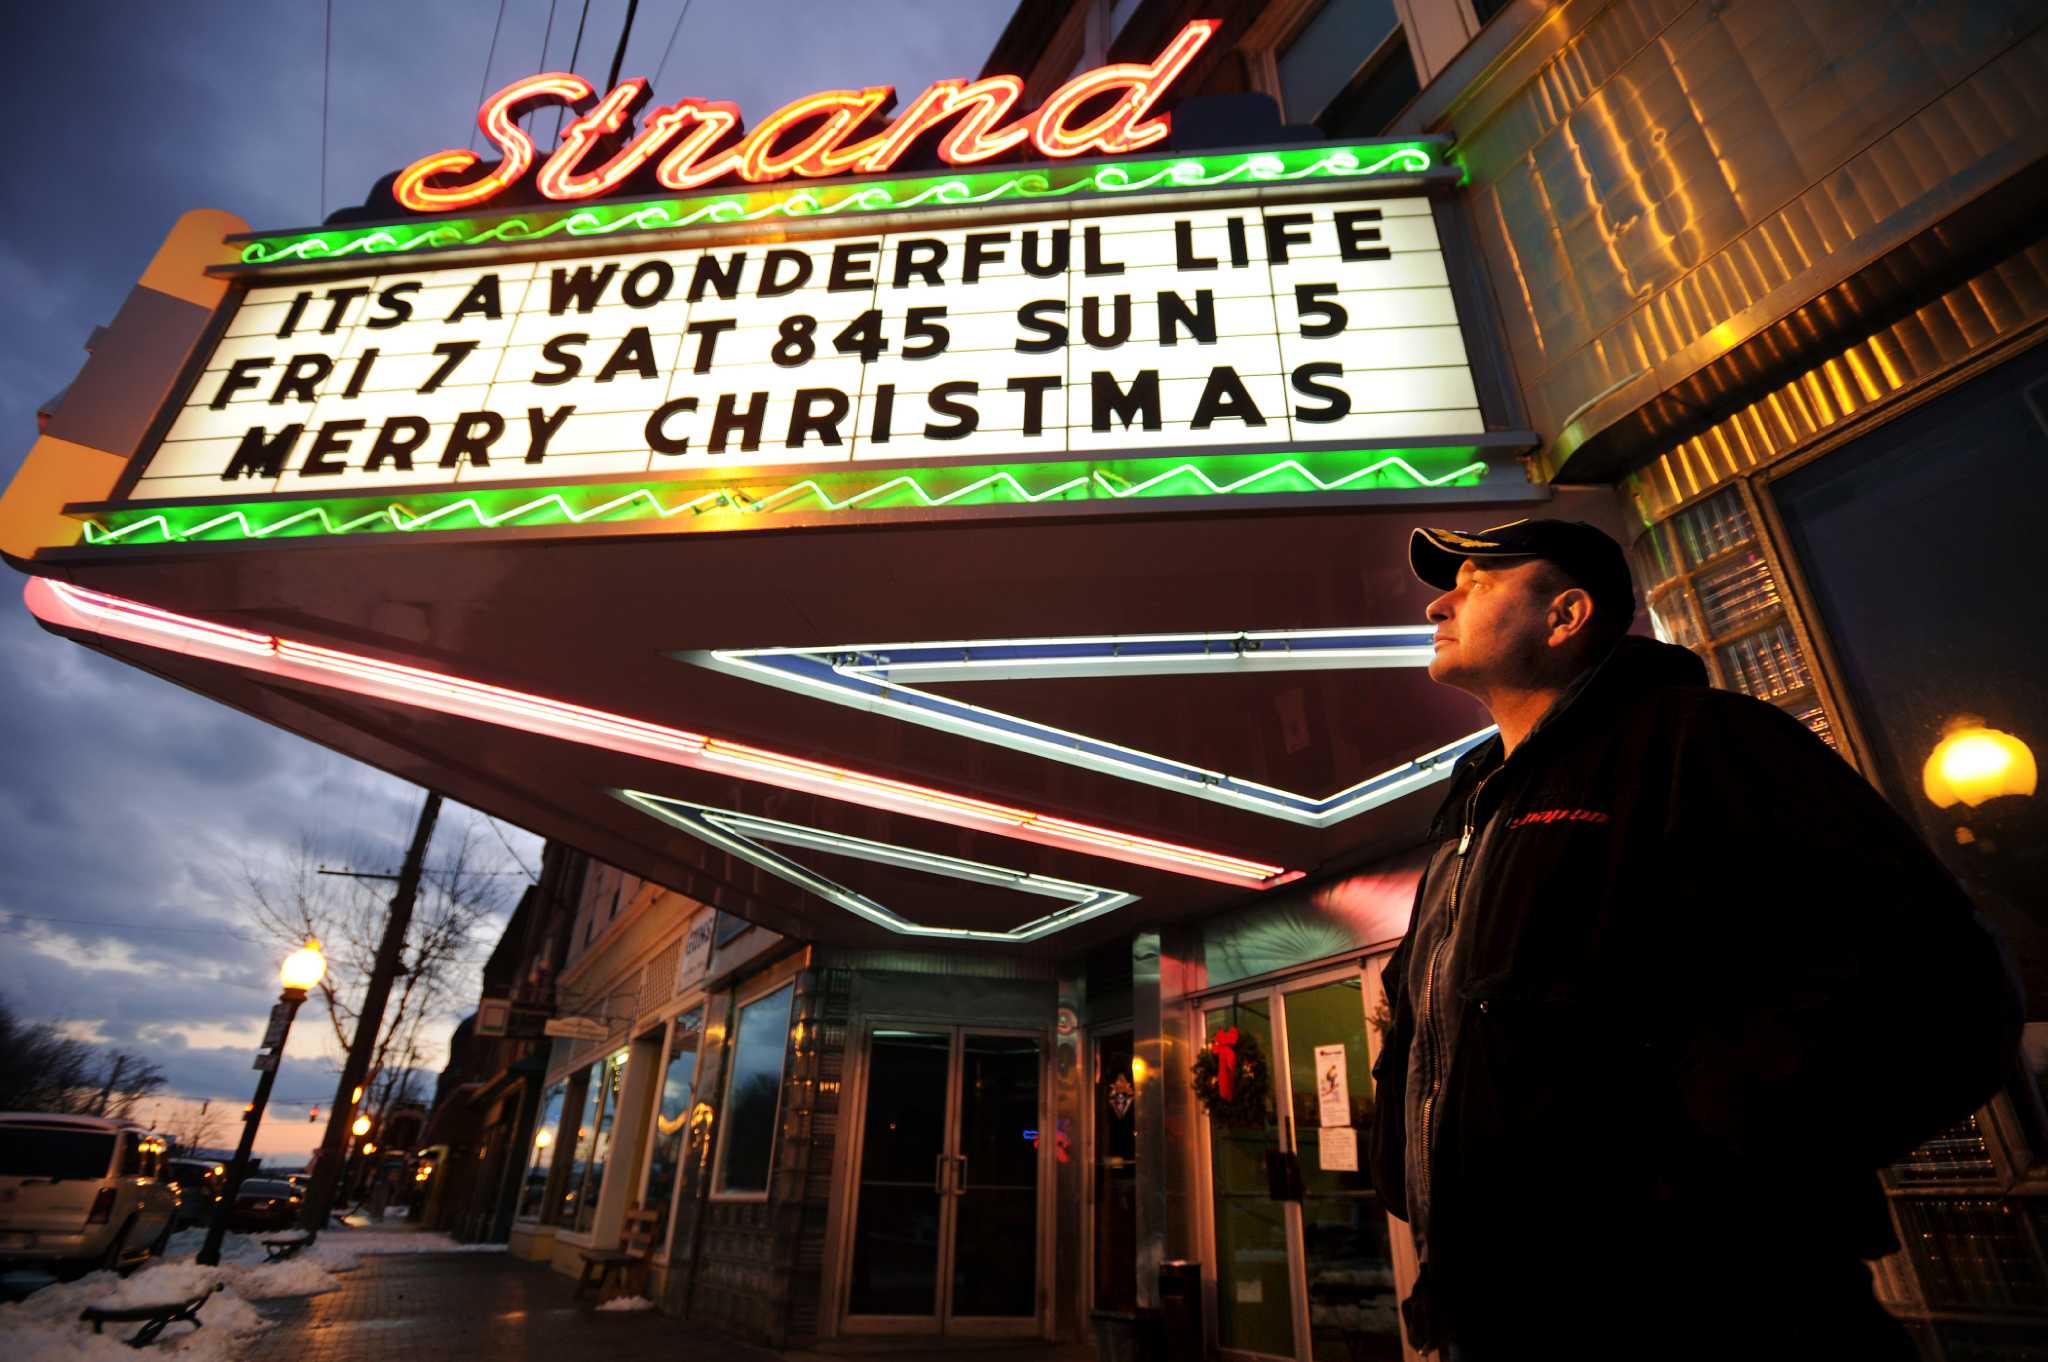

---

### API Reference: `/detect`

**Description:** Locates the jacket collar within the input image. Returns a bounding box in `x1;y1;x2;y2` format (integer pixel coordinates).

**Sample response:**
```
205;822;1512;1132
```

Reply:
1442;636;1707;789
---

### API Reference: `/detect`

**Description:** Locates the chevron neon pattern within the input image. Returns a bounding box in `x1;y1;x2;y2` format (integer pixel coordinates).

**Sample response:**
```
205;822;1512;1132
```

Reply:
688;630;1497;827
78;447;1492;548
617;791;1138;943
232;141;1449;268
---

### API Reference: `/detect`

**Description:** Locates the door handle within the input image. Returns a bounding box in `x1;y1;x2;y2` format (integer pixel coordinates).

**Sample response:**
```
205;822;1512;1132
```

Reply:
951;1154;968;1196
934;1152;948;1195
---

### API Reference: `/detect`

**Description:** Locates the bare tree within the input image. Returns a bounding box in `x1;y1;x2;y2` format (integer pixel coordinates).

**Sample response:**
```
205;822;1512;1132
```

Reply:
0;995;168;1119
240;811;517;1126
156;1098;226;1153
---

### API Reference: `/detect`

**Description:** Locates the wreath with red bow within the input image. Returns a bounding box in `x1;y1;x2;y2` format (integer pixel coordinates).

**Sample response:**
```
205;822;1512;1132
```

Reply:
1191;1024;1272;1128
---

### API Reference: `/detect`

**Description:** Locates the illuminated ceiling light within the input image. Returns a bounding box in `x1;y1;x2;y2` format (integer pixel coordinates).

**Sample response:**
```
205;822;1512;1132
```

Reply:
24;578;1290;888
617;791;1137;943
1924;717;2037;809
685;632;1496;826
232;141;1447;267
75;448;1495;549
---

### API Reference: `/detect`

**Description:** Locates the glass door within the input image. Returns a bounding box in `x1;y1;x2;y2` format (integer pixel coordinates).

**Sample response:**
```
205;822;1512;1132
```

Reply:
1092;1029;1138;1312
846;1029;952;1327
949;1034;1043;1326
1282;978;1399;1362
1202;967;1399;1362
843;1026;1047;1337
1205;996;1296;1358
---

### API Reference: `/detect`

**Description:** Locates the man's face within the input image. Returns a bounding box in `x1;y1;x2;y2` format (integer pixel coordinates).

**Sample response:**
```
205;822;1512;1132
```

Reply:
1424;557;1557;693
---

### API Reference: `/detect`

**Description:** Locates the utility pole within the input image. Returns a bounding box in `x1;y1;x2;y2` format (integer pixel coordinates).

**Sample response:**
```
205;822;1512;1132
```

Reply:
301;790;442;1231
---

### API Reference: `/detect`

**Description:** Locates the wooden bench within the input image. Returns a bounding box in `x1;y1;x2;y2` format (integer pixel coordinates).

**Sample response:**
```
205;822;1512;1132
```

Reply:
575;1204;661;1302
80;1283;221;1347
260;1230;313;1261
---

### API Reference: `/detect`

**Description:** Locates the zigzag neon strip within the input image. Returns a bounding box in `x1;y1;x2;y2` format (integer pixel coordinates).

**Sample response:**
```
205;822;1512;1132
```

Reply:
23;577;1295;889
234;142;1443;266
690;632;1495;827
618;791;1138;943
78;450;1489;547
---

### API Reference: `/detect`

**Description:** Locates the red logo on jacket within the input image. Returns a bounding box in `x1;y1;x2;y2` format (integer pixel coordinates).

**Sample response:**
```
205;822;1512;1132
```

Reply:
1507;808;1612;829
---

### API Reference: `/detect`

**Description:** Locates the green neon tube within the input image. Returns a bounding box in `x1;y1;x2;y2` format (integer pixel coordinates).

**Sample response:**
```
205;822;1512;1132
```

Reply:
76;446;1489;548
234;141;1447;267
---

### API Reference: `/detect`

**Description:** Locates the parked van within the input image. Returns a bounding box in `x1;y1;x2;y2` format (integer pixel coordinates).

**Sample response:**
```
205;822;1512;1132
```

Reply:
0;1114;179;1276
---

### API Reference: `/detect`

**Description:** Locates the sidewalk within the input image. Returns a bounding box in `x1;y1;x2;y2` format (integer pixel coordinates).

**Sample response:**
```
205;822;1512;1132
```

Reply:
241;1251;1096;1362
241;1250;758;1362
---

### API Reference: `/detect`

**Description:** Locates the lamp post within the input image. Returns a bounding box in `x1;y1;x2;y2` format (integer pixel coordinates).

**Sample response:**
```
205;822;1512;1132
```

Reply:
197;941;325;1266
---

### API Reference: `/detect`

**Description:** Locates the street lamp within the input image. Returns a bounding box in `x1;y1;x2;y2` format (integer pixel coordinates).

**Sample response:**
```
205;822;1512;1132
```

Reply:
352;1114;372;1137
198;941;324;1266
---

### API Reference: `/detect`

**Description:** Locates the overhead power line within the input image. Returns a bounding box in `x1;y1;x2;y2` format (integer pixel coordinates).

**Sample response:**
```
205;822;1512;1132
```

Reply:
319;0;333;220
555;0;593;142
652;0;696;94
606;0;641;92
468;0;512;151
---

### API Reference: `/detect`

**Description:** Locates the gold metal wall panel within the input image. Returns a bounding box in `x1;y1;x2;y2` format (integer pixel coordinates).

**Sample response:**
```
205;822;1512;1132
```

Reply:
1436;0;2048;477
1621;237;2048;522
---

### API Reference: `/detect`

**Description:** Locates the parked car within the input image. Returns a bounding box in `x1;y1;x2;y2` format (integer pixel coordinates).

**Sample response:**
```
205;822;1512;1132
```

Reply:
164;1157;227;1229
0;1114;179;1277
226;1177;303;1231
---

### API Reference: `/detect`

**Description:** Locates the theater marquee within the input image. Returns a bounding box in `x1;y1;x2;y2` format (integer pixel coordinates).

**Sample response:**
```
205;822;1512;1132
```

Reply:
134;199;1476;499
33;19;1535;553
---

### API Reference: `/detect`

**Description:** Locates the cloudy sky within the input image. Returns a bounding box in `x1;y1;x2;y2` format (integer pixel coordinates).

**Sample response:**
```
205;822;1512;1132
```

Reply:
0;0;1016;1160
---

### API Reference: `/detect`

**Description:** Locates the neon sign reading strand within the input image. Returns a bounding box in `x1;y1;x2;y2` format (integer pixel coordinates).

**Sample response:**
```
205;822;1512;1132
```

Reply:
133;200;1482;501
394;21;1219;213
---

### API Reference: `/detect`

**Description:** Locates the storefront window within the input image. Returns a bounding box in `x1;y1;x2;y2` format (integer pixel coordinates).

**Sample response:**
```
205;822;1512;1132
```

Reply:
1284;977;1397;1361
715;982;795;1196
1204;997;1295;1357
1774;343;2047;1125
642;1010;702;1241
1774;343;2048;1332
1276;0;1417;136
573;1050;627;1233
517;1082;566;1222
559;1068;600;1226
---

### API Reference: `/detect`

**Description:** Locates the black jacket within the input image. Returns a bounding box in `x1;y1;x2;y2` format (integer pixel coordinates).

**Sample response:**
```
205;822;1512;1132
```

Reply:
1369;637;2021;1351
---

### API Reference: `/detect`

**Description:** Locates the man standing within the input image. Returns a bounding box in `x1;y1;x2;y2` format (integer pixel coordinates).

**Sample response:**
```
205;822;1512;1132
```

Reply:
1369;518;2019;1359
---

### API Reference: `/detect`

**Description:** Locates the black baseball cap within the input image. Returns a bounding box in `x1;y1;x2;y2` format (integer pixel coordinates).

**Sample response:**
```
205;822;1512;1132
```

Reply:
1409;518;1637;630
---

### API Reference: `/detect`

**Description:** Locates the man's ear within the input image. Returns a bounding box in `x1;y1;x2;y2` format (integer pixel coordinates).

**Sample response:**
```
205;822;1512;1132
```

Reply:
1547;587;1596;647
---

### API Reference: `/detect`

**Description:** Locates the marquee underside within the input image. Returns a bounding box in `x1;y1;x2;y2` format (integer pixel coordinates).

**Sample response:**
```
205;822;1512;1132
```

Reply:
26;495;1623;952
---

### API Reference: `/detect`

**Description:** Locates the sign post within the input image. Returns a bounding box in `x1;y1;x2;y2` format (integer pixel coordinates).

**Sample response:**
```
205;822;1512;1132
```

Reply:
197;947;323;1266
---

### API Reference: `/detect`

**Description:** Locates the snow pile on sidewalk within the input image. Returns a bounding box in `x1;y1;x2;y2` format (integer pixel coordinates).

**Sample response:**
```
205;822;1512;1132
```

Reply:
1;1223;515;1360
302;1227;508;1272
1;1262;263;1362
594;1294;656;1312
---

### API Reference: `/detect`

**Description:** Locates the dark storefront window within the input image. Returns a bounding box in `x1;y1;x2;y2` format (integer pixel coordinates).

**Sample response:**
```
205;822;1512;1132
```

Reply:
1279;0;1398;122
642;1010;701;1239
516;1082;566;1222
1773;344;2046;1032
573;1050;626;1233
1277;0;1419;136
1774;342;2048;1335
715;982;794;1195
1094;1031;1138;1312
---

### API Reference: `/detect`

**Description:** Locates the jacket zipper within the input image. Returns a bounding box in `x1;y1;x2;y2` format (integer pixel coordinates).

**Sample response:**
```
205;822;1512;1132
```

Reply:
1417;767;1497;1217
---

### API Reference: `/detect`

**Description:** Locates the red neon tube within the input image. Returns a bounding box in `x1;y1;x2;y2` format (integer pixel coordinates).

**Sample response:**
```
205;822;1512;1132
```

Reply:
25;579;1293;889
